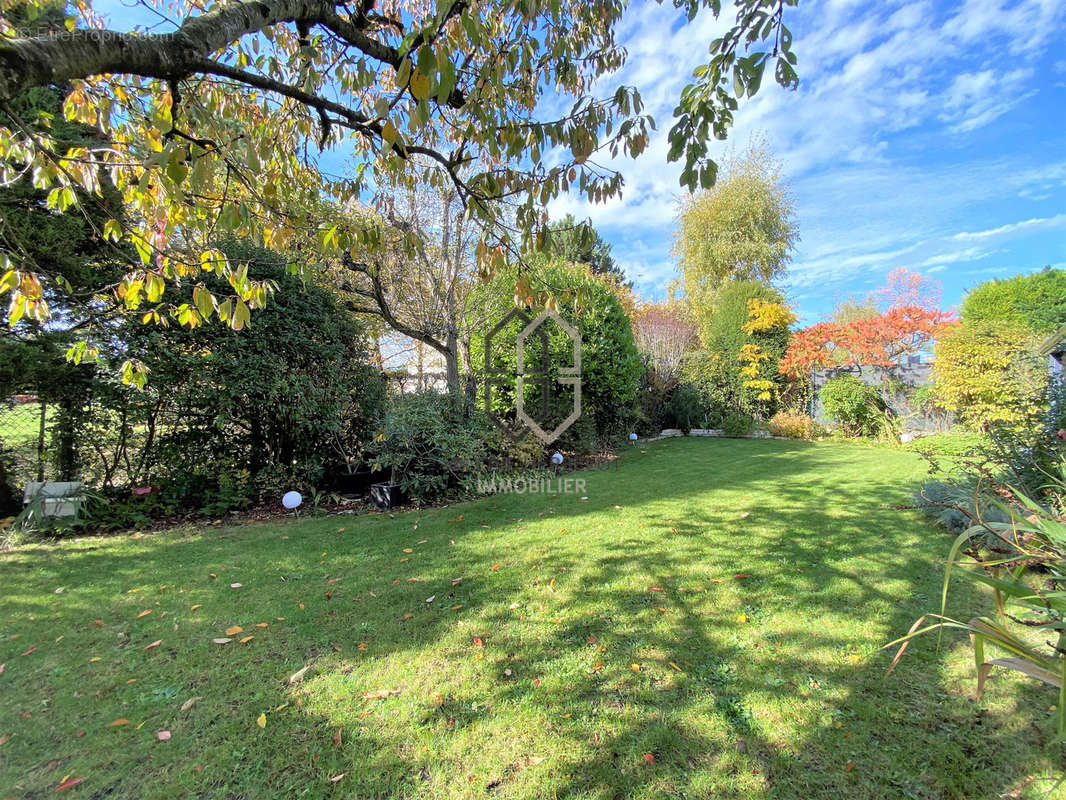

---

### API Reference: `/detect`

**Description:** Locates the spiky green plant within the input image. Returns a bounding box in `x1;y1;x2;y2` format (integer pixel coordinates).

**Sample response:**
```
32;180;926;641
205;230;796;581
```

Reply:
888;467;1066;737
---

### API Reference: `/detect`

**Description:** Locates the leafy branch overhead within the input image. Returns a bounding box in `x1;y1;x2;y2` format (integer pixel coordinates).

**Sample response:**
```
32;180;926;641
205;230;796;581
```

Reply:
0;0;798;369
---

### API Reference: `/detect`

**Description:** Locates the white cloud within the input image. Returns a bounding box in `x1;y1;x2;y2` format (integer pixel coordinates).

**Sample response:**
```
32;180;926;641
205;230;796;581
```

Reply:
541;0;1066;314
951;214;1066;241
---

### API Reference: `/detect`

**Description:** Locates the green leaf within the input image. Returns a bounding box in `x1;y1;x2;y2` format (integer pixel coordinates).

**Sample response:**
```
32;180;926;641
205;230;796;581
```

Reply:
193;286;214;318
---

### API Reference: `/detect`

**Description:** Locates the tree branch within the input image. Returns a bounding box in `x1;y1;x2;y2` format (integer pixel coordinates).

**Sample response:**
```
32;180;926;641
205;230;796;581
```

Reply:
341;252;449;357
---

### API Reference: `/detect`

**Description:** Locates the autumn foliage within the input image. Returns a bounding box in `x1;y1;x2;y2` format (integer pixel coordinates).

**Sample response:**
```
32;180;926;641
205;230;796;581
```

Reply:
779;305;956;378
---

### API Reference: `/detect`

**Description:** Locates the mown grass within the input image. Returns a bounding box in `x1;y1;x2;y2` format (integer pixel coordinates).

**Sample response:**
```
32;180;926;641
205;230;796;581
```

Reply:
1;438;1063;799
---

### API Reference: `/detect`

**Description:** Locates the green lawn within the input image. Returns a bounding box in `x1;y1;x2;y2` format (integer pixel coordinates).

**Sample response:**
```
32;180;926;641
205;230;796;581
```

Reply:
1;438;1062;798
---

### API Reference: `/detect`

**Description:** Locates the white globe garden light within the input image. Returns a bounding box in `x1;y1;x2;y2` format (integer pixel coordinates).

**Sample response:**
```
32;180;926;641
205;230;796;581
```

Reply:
551;452;564;465
282;491;302;510
629;433;638;441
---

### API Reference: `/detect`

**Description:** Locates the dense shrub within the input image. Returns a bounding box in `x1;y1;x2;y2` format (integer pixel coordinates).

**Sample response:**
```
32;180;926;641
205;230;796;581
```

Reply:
767;411;816;440
115;240;385;511
932;322;1044;431
666;383;705;433
692;280;791;418
373;391;490;503
470;261;641;448
960;267;1066;335
914;474;1011;535
721;411;755;437
819;375;885;436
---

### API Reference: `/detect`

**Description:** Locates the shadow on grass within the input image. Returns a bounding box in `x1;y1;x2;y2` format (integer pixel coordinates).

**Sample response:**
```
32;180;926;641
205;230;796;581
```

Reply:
0;438;1062;798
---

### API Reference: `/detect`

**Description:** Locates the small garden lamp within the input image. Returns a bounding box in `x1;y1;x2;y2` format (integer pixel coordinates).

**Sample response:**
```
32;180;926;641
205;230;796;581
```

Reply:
282;490;302;517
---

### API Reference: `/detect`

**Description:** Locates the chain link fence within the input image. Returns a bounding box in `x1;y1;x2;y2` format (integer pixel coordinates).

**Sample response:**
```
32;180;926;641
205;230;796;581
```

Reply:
0;396;55;491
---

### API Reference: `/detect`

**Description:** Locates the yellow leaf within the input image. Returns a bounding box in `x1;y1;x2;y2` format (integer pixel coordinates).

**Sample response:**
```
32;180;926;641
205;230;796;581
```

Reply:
190;604;201;611
631;663;640;672
109;718;130;727
239;636;254;644
225;626;243;636
137;609;152;618
256;713;266;729
409;69;430;101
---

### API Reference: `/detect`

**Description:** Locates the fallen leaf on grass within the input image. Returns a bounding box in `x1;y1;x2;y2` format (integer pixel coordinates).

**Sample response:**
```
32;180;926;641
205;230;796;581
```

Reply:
648;586;665;593
156;730;171;741
0;663;4;674
490;563;501;571
239;636;254;644
255;622;268;628
845;759;855;772
0;732;12;746
109;719;130;727
180;697;202;711
92;619;103;626
403;548;413;553
402;613;414;621
643;753;656;764
230;583;242;589
56;777;84;791
21;646;37;656
631;663;641;672
212;638;232;645
473;637;483;647
225;626;243;636
144;640;162;651
669;662;682;672
137;609;152;618
189;605;201;612
363;689;401;700
287;665;311;684
733;573;750;580
425;595;436;604
332;728;342;748
330;773;345;783
256;713;267;728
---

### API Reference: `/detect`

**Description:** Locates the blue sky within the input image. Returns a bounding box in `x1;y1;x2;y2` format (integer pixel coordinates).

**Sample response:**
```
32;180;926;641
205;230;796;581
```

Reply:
92;0;1066;324
546;0;1066;322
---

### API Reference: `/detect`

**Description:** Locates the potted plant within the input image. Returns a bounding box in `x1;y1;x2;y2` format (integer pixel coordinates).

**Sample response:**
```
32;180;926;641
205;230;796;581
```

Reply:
368;433;406;511
330;418;375;495
370;477;404;510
